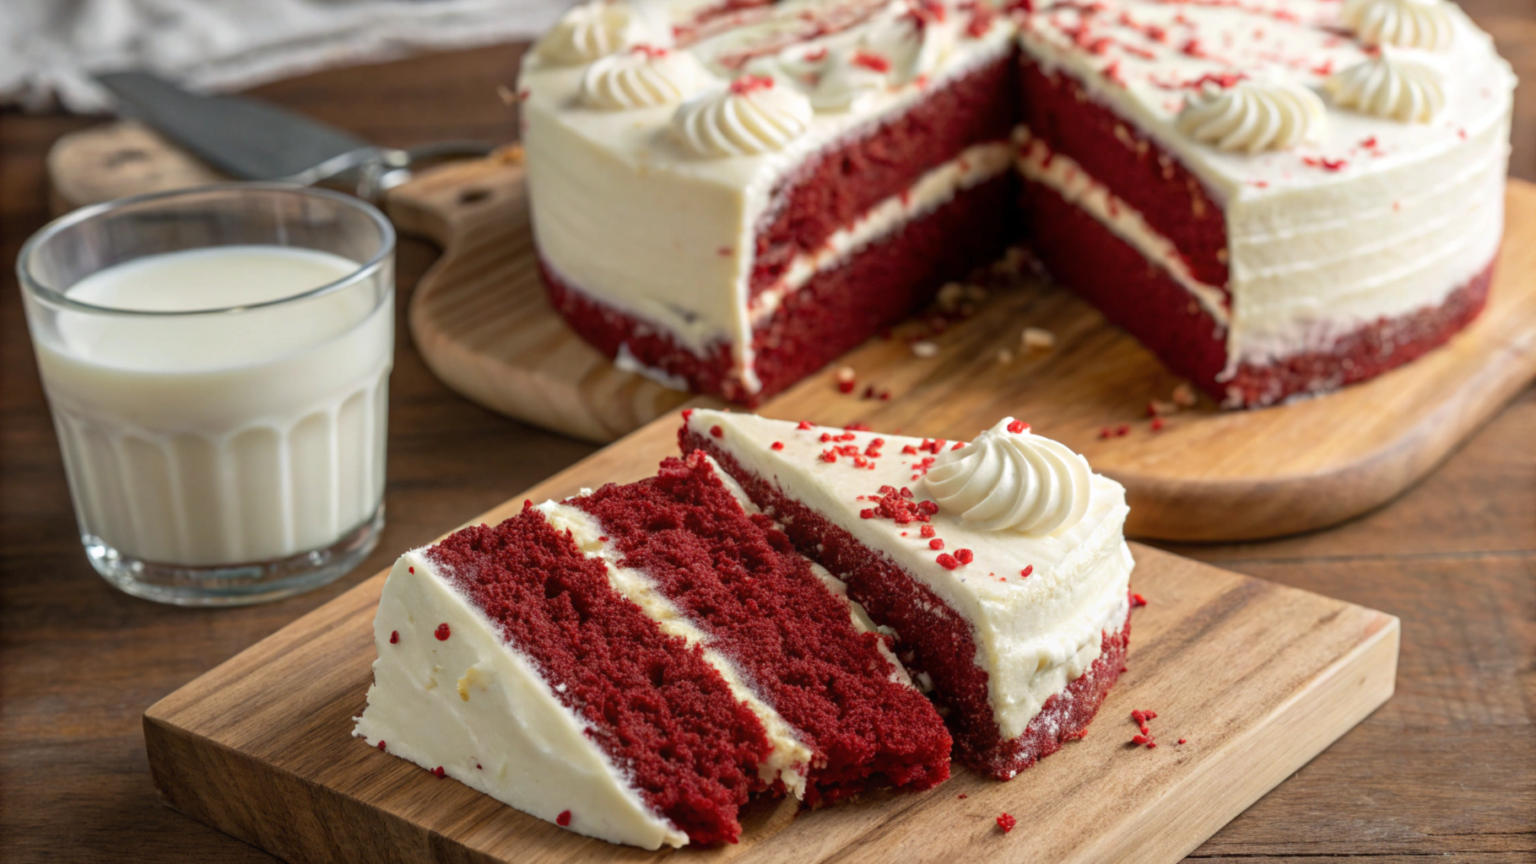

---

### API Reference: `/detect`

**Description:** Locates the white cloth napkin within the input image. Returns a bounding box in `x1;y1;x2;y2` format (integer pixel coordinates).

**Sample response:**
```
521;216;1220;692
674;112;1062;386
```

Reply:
0;0;569;113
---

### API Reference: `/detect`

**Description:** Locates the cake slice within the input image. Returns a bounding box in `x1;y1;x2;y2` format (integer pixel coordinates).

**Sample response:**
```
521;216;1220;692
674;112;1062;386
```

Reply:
354;452;949;848
682;409;1134;779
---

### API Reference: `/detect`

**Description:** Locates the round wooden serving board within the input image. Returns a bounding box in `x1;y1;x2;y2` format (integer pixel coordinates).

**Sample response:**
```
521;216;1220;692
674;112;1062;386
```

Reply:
48;121;1536;542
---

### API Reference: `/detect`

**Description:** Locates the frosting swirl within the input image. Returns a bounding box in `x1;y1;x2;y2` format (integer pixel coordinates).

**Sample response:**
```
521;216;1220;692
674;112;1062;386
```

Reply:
1341;0;1456;51
811;49;891;112
1177;79;1327;153
535;1;648;66
921;418;1092;536
861;2;955;86
580;47;711;111
671;76;814;158
1325;53;1447;122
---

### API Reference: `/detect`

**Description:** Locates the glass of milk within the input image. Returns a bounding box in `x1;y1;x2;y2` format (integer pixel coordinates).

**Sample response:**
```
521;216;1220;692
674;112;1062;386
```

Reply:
17;185;395;606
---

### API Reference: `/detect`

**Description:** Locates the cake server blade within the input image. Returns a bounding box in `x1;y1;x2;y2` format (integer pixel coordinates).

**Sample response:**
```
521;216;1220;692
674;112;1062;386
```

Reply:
95;71;385;184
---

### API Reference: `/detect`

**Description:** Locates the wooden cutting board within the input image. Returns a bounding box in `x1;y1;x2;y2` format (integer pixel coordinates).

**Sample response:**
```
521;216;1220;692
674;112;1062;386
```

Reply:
143;414;1400;864
47;123;1536;541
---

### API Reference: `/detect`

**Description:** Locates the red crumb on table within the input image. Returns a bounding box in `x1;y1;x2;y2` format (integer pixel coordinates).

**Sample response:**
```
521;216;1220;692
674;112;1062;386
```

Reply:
958;793;968;799
838;380;856;394
1178;738;1188;745
710;425;724;438
1130;709;1159;748
557;810;573;827
1131;593;1148;607
434;623;451;641
1151;417;1165;432
389;631;399;644
377;740;386;751
433;766;446;778
997;812;1017;834
1099;426;1113;439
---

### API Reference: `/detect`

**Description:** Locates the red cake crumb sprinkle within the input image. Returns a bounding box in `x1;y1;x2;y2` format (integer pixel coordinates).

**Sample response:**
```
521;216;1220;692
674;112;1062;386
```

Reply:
821;450;838;463
557;810;573;827
377;740;386;751
1178;738;1188;745
1130;709;1159;748
921;524;936;538
1115;424;1130;437
682;409;694;421
852;51;892;73
389;630;399;644
771;441;785;451
956;548;974;564
433;766;446;778
729;74;775;95
937;553;960;569
1131;593;1148;607
930;538;946;550
902;444;919;455
997;813;1017;834
1099;426;1112;439
1006;420;1029;433
797;420;813;430
838;379;856;394
1020;565;1034;577
710;425;724;438
408;567;414;574
1359;136;1378;149
1151;418;1165;432
434;623;451;641
958;793;968;799
1301;156;1347;172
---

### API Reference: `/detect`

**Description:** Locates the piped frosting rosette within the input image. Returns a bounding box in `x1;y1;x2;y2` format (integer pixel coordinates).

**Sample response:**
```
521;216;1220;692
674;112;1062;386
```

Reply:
921;418;1092;536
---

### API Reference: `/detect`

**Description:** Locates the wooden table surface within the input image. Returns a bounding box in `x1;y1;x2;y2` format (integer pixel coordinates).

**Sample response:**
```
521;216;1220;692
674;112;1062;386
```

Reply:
2;25;1533;864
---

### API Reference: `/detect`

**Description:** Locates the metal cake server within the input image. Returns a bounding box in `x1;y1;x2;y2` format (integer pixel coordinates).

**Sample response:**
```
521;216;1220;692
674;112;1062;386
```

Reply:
96;71;495;202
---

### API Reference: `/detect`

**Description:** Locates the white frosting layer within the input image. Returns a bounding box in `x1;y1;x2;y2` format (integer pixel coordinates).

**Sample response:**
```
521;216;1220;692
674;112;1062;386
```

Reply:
1016;128;1231;326
534;499;815;798
521;0;1015;393
687;409;1133;744
354;551;687;850
752;141;1013;323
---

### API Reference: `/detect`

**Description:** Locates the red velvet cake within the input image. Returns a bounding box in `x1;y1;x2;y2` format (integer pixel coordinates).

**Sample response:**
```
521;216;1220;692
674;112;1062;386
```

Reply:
355;452;950;848
518;0;1513;407
683;409;1136;779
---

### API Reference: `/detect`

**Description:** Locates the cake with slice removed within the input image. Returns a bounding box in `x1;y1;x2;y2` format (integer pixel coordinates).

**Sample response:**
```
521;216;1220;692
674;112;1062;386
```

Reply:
682;409;1134;779
353;451;950;849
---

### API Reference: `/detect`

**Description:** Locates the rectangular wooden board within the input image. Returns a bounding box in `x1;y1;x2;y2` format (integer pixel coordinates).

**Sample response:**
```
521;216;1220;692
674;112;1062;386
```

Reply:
144;417;1400;864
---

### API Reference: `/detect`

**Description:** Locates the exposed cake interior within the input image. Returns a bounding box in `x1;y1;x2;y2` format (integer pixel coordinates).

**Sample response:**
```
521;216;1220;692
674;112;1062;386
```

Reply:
682;409;1134;779
357;509;773;848
572;452;953;803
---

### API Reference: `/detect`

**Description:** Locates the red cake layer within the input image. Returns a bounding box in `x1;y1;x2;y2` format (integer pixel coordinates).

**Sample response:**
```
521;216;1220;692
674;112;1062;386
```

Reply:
1021;175;1497;406
542;171;1017;405
571;452;953;805
426;510;774;846
1017;56;1229;293
751;51;1018;295
683;430;1128;779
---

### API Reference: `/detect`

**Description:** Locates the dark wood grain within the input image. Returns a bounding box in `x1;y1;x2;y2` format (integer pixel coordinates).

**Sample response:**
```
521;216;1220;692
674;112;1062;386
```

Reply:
1;22;1533;864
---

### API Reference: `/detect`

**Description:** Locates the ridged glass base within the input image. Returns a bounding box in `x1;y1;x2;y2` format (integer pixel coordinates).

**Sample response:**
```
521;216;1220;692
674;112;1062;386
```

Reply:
85;505;383;606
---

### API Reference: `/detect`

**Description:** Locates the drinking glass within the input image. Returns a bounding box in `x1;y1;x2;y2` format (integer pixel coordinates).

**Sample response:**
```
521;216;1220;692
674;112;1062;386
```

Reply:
17;184;396;606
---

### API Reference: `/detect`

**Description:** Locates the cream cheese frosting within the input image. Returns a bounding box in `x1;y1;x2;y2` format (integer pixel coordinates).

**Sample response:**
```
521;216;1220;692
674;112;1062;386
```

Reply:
354;551;689;850
922;417;1092;536
685;409;1133;741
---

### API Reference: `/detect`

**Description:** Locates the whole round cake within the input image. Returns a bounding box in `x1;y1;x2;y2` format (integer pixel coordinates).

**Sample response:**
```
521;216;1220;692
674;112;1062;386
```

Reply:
516;0;1514;407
